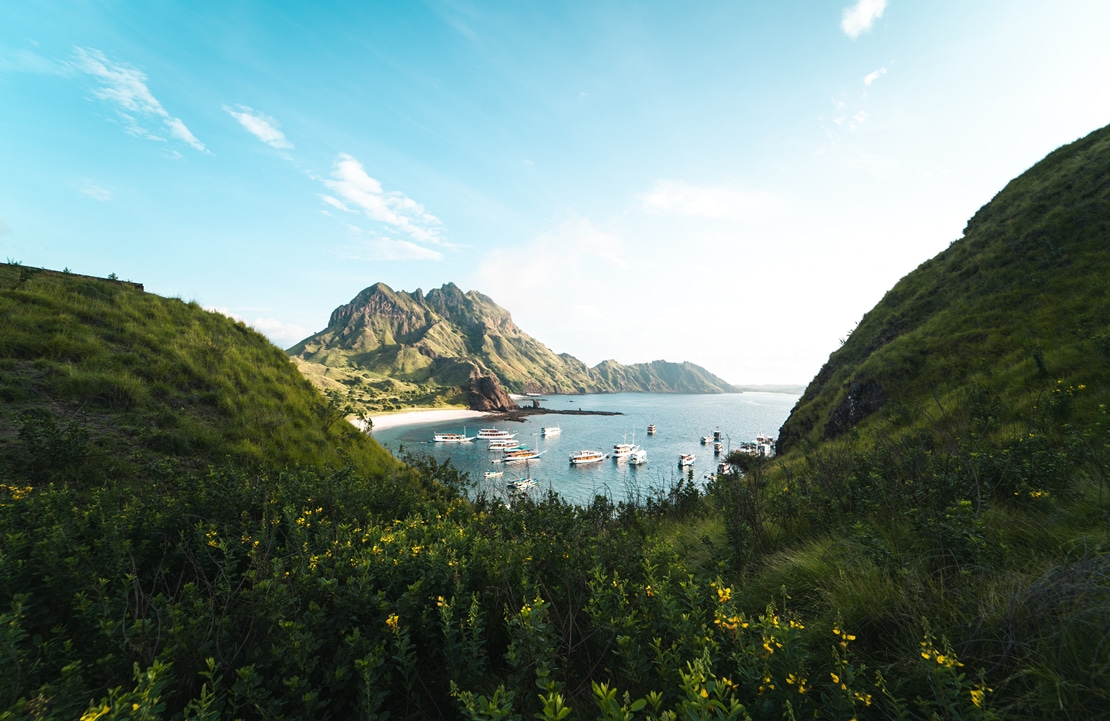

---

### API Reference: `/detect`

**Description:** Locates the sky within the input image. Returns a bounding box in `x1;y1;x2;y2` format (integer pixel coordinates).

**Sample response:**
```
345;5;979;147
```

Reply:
3;1;1110;385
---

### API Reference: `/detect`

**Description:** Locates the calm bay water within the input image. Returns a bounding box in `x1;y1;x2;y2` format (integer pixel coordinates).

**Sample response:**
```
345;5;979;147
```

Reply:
371;392;799;506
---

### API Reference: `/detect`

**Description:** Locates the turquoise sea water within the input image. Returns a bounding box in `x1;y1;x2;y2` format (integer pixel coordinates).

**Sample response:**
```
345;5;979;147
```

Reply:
371;392;800;506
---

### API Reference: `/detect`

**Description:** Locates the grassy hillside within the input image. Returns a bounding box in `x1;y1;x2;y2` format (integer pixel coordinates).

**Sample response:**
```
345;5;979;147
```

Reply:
734;124;1110;718
779;124;1110;452
0;263;396;481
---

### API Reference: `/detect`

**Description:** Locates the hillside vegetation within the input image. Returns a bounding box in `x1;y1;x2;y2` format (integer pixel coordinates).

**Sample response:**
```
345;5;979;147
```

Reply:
288;282;737;414
4;124;1110;720
0;264;396;481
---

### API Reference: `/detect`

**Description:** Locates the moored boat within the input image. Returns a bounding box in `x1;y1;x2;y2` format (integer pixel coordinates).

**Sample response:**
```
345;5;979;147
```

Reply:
541;426;561;437
629;449;648;465
700;435;713;445
679;453;696;467
433;431;475;443
484;470;504;478
647;423;656;435
477;428;515;439
495;448;546;463
487;438;524;450
570;449;608;465
506;478;537;490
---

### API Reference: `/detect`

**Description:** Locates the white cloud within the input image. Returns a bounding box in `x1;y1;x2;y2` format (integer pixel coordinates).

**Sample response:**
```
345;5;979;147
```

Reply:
207;307;309;346
223;104;293;149
864;66;887;86
340;234;445;262
841;0;887;39
80;184;113;201
639;181;783;220
249;317;310;346
321;153;446;247
72;47;207;152
319;194;352;213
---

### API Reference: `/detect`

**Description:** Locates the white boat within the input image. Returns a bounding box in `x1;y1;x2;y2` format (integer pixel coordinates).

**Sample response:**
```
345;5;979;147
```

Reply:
629;449;648;465
617;437;643;454
495;448;546;464
700;435;713;445
477;428;515;439
647;423;656;435
717;462;732;475
570;449;608;465
506;478;537;490
713;442;723;455
541;426;561;437
433;432;475;443
679;453;696;467
484;470;504;478
487;438;524;450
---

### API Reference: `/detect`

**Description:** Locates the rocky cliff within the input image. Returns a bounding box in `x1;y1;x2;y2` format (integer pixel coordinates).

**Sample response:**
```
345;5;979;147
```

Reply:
288;283;737;410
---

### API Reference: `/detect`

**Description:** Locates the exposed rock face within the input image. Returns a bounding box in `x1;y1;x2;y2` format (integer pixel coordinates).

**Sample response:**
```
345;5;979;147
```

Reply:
823;380;885;440
288;282;737;395
466;370;519;412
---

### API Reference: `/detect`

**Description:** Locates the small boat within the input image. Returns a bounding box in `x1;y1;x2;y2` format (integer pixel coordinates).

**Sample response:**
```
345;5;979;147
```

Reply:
541;426;561;437
713;429;723;441
487;438;524;450
506;478;537;490
717;462;732;475
700;435;713;445
484;470;504;478
629;449;648;465
570;449;608;465
433;432;475;443
647;423;656;435
714;442;723;455
495;448;546;463
679;453;696;467
477;428;515;439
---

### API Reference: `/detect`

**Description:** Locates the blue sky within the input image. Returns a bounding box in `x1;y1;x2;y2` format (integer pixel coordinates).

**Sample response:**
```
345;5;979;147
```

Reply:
3;1;1109;384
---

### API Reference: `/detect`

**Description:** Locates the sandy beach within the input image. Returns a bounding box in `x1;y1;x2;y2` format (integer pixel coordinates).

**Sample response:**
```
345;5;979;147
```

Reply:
353;408;491;432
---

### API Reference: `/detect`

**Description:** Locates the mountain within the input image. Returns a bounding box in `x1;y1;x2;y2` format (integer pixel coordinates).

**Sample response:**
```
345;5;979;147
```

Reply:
777;124;1110;454
0;264;396;481
288;282;737;412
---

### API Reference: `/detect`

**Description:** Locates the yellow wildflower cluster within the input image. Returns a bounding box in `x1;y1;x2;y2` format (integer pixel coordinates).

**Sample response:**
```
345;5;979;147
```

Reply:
785;673;808;694
716;586;732;604
645;585;654;597
385;613;400;630
0;483;33;502
919;638;964;669
205;529;219;548
833;625;856;649
970;683;992;708
713;611;748;631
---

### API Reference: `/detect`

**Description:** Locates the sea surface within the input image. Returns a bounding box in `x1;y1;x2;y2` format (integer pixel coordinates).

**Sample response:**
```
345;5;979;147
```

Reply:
371;392;800;506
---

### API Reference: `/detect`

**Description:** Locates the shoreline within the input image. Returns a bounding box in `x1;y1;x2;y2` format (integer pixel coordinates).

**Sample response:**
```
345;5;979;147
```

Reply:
356;408;491;432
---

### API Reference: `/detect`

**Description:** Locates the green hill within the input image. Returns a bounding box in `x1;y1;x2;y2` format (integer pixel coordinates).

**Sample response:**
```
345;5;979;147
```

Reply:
778;124;1110;453
0;264;396;481
288;281;737;412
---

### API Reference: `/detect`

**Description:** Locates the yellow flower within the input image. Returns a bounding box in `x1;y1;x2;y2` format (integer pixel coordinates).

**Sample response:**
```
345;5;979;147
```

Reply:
700;688;709;698
971;688;984;708
830;672;840;684
385;613;400;629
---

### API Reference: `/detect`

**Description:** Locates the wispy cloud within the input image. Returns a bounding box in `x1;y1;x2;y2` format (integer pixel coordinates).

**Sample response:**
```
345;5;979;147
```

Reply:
841;0;887;39
339;232;445;262
639;181;783;221
223;104;293;149
80;183;114;201
207;307;310;347
72;47;207;152
321;153;447;247
864;66;888;86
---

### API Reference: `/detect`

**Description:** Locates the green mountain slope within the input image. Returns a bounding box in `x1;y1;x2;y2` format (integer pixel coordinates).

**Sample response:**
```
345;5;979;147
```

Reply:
288;281;737;412
0;264;396;481
778;124;1110;453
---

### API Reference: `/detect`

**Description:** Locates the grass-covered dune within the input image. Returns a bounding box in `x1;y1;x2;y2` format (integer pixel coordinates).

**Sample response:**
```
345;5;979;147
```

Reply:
0;264;396;481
